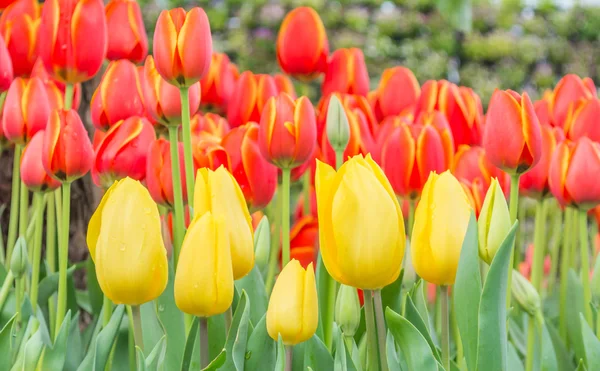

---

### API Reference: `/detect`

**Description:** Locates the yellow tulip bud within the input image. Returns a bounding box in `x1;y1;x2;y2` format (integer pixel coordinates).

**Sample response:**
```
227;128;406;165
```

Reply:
267;259;318;345
478;178;511;264
87;178;168;305
411;171;472;286
174;212;234;317
194;166;254;279
315;154;405;290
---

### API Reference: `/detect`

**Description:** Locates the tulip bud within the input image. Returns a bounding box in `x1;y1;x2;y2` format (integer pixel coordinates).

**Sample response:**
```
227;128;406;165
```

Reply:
564;98;600;142
274;73;296;98
192;139;231;171
0;0;39;77
0;35;12;92
325;95;350;154
10;236;28;278
512;270;541;317
335;284;360;337
21;131;61;192
551;74;596;129
254;215;270;276
174;212;234;317
226;72;278;128
30;59;82;111
190;113;230;143
371;67;420;121
200;53;238;111
105;0;148;63
145;138;188;208
453;145;510;197
478;178;511;264
267;259;318;345
87;178;168;305
520;126;565;199
322;48;369;97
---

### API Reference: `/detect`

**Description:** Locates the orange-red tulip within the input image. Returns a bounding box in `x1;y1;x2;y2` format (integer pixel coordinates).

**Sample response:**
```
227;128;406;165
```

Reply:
30;59;82;110
200;52;238;111
190;112;230;144
141;56;201;126
274;73;296;99
38;0;107;84
21;131;61;192
460;178;485;217
222;122;277;211
42;109;94;182
370;67;420;121
534;90;553;126
192;138;231;171
146;138;188;208
551;74;596;129
105;0;147;63
259;93;317;169
0;0;38;77
452;145;510;197
0;0;17;10
153;7;212;88
564;98;600;142
91;60;145;130
276;7;328;80
0;35;12;92
322;48;369;97
549;137;600;210
2;77;50;145
483;89;542;174
226;71;278;128
92;116;156;188
285;215;318;270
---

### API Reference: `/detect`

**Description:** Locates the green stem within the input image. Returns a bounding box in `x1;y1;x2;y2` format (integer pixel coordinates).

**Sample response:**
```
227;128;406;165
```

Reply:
46;193;57;336
531;199;548;292
441;286;450;371
323;273;336;350
29;193;45;314
15;277;23;324
408;198;415;239
570;210;579;269
559;208;573;340
525;316;536;371
0;271;14;312
373;290;389;371
168;126;186;269
547;204;562;292
199;317;209;369
281;168;291;266
103;296;113;327
451;300;464;369
127;306;136;371
285;346;293;371
302;171;311;216
363;290;379;371
131;305;144;354
579;210;593;325
6;145;22;266
18;179;28;240
265;183;281;293
64;83;74;110
55;182;71;339
344;335;354;357
179;88;195;213
507;174;520;310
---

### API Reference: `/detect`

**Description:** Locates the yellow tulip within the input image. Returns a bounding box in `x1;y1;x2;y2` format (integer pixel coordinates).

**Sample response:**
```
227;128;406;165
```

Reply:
87;178;168;305
194;166;254;279
267;259;318;345
174;212;234;317
315;154;405;290
411;171;472;286
478;178;511;264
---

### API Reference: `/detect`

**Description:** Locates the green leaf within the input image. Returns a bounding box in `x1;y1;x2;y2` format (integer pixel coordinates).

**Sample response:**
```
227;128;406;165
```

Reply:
77;304;125;371
11;316;37;368
546;322;574;371
380;269;404;317
181;317;199;371
15;321;45;371
202;349;226;371
207;314;226;361
581;313;600;368
576;359;587;371
145;335;167;370
141;303;165;354
453;212;480;371
297;334;334;371
385;308;437;371
156;261;185;370
409;280;431;333
254;215;271;278
334;331;348;371
0;315;17;371
221;290;251;371
386;331;401;371
37;265;77;306
404;294;441;362
86;259;104;317
136;347;147;371
274;335;285;371
245;313;276;370
316;253;333;341
476;221;518;371
507;343;524;371
235;266;268;326
65;312;84;370
567;270;587;365
42;311;72;370
540;321;558;371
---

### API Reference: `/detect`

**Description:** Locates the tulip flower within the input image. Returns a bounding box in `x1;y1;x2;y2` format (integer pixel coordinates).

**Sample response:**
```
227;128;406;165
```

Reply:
370;67;420;121
0;36;12;92
92;116;156;189
90;60;145;130
87;177;168;305
274;73;296;98
226;71;278;128
478;178;511;264
276;7;328;80
321;48;369;97
564;98;600;142
141;56;201;126
315;154;405;289
221;123;278;211
267;259;318;345
453;145;510;197
192;139;231;171
190;113;230;143
0;0;39;77
174;212;234;317
105;0;148;63
460;178;485;216
534;91;553;126
483;89;542;174
145;138;188;207
42;109;94;182
30;59;82;110
194;167;254;279
153;7;212;88
317;93;377;142
288;216;318;269
412;171;472;285
38;0;107;84
20;131;61;192
200;52;239;111
551;74;596;129
2;77;50;145
520;125;565;198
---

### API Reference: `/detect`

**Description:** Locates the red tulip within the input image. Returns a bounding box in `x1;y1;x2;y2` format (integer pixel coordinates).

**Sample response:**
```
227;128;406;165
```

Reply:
452;145;510;197
38;0;107;84
146;138;188;208
564;98;600;142
285;215;319;270
2;77;50;145
551;74;596;129
460;178;485;217
0;0;38;77
20;131;61;192
274;73;296;98
226;71;278;128
534;90;553;126
105;0;148;63
321;48;369;97
42;109;94;182
190;112;230;144
0;0;17;10
371;67;420;121
200;52;238;111
0;35;12;92
192;138;231;171
276;7;328;81
30;59;82;110
153;7;212;88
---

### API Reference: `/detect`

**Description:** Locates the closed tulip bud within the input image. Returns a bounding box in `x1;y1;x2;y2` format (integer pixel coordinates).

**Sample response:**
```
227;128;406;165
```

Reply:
483;90;542;174
512;270;541;317
2;77;50;145
221;123;278;211
371;67;420;121
146;138;188;207
10;236;27;278
288;215;318;269
335;284;361;337
259;93;317;169
30;59;82;110
325;95;350;153
193;139;231;171
276;7;328;81
274;73;296;98
322;48;369;97
267;259;318;345
194;167;254;279
453;145;510;197
38;0;107;84
316;154;405;289
254;215;270;275
105;0;148;63
551;74;596;129
153;7;212;88
227;71;278;128
0;36;12;92
92;116;156;188
0;0;39;77
412;171;472;285
478;178;511;264
42;109;94;182
141;56;201;127
190;113;230;143
520;125;565;198
200;53;238;111
21;131;61;192
174;212;234;317
87;178;168;305
564;98;600;142
91;60;145;130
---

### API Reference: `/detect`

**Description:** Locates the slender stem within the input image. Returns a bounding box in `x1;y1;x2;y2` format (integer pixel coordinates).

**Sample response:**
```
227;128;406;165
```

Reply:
0;271;14;312
281;168;291;266
547;204;562;292
55;182;71;338
285;346;293;371
265;183;281;293
127;306;136;371
225;306;233;335
302;171;311;216
525;316;536;371
6;145;22;266
373;290;389;371
103;296;112;327
168;126;185;269
199;317;209;369
179;88;195;213
531;199;548;292
64;83;74;110
343;335;354;357
15;277;23;324
441;286;450;371
29;193;45;314
323;274;336;350
131;305;144;354
408;198;415;239
579;210;593;325
54;188;62;245
46;193;56;274
559;208;573;340
570;209;579;269
363;290;379;371
18;178;28;240
507;174;520;310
